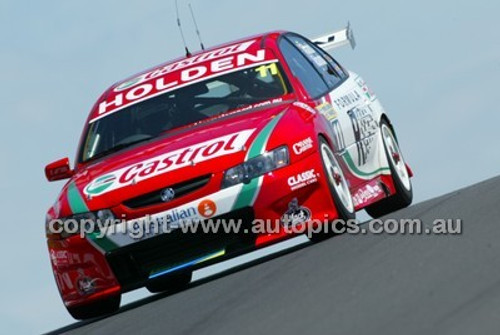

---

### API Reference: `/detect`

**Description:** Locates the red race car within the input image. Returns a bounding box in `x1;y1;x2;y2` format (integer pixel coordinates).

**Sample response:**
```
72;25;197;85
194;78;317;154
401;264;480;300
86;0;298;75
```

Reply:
45;25;413;319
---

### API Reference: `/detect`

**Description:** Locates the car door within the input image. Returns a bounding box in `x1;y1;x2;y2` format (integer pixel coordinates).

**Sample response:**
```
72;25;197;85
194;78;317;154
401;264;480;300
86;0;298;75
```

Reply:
280;34;381;186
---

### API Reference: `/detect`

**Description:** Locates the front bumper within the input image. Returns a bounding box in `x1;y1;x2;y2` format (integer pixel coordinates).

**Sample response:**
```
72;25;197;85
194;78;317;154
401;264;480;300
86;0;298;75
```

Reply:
48;148;338;306
106;207;256;291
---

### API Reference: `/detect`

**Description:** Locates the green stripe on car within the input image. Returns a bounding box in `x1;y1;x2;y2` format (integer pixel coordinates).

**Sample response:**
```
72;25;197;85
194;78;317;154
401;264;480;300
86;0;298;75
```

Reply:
66;182;89;214
66;182;118;252
341;151;390;178
232;112;284;210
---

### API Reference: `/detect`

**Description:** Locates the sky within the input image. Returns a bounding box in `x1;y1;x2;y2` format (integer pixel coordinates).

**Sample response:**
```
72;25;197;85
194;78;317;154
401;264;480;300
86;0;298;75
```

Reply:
1;0;499;333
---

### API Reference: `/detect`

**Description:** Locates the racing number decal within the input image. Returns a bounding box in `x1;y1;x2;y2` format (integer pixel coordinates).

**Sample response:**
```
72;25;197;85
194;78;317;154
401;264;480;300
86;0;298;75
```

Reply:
324;78;390;179
316;102;346;153
255;63;279;78
347;105;377;166
331;119;346;152
347;109;365;165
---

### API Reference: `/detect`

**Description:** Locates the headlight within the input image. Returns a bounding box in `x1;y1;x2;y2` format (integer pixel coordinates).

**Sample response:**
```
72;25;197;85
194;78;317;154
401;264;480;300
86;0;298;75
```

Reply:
46;209;115;240
222;146;289;188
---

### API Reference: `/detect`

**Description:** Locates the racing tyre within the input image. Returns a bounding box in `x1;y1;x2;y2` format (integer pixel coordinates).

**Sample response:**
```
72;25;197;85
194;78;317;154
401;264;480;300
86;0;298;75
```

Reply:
365;120;413;218
146;271;192;293
310;137;355;242
67;295;121;320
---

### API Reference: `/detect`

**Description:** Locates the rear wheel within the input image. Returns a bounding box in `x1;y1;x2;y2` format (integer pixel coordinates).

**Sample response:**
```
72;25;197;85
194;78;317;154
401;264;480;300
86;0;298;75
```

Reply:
146;271;192;293
67;294;121;320
365;120;413;218
310;137;355;242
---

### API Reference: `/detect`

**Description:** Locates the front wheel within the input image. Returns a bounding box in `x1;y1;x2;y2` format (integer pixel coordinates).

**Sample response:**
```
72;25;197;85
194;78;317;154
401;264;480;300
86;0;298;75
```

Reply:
365;120;413;218
67;294;121;320
310;137;355;242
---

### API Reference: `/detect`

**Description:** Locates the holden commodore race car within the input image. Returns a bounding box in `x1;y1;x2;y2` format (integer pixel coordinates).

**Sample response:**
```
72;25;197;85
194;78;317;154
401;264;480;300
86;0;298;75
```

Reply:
45;25;413;319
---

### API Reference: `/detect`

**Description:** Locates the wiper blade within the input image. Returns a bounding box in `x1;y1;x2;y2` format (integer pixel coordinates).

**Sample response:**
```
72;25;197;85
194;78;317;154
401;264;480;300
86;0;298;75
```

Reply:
87;134;154;162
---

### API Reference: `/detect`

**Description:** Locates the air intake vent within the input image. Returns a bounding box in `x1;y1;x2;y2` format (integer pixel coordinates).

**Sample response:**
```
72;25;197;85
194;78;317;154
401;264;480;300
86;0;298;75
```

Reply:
123;175;211;209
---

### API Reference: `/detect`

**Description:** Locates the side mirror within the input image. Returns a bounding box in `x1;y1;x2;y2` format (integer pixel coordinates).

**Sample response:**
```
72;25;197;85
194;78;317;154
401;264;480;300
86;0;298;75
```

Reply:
45;158;74;182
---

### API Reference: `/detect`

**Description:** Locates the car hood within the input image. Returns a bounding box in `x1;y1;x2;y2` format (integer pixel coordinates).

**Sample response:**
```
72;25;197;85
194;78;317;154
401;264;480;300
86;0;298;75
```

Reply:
55;101;293;216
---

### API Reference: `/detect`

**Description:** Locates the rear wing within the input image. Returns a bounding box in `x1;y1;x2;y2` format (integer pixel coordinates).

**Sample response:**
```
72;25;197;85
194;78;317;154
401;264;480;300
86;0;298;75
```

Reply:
312;22;356;52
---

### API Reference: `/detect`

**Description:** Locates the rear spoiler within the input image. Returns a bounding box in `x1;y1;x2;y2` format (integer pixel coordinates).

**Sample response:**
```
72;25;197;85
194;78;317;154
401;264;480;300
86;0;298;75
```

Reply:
312;22;356;52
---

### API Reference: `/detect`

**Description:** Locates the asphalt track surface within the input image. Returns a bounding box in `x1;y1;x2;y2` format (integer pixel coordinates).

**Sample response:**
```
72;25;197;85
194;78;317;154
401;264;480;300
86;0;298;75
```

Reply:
48;176;500;335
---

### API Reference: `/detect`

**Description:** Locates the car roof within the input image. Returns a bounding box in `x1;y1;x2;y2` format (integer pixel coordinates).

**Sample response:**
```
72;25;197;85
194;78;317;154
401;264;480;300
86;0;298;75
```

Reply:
86;31;286;122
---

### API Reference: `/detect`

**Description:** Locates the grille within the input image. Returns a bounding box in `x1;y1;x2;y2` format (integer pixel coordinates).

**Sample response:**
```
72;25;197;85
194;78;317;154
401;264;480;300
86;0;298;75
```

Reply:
123;175;211;209
106;207;255;291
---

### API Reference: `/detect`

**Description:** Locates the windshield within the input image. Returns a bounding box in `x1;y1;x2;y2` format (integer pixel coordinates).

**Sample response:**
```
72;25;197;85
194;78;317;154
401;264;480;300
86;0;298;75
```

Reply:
79;62;291;163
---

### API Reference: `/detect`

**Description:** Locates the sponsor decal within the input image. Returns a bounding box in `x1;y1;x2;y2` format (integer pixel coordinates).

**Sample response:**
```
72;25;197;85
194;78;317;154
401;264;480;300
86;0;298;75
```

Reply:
251;97;282;110
288;169;318;191
293;101;317;115
84;129;254;197
50;250;69;266
315;102;337;120
198;199;217;218
84;174;116;196
212;97;284;120
281;198;311;227
121;187;240;244
94;44;274;122
352;182;384;207
135;206;198;233
355;76;376;100
77;276;97;295
114;40;256;92
166;207;197;222
332;91;362;110
292;137;314;155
